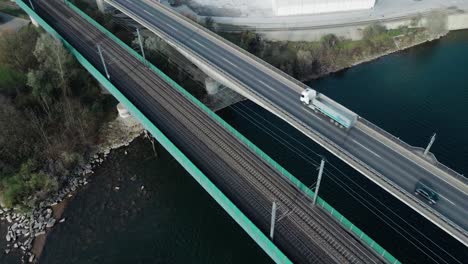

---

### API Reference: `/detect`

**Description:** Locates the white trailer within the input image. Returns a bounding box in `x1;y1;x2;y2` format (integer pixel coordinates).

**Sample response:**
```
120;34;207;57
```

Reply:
300;88;357;129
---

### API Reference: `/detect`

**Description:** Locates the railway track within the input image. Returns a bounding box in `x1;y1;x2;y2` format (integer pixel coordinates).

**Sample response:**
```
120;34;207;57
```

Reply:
32;1;387;263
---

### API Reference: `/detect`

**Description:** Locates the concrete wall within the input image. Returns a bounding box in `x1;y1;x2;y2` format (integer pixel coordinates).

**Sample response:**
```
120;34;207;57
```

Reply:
258;18;413;41
273;0;376;16
448;13;468;31
258;12;468;42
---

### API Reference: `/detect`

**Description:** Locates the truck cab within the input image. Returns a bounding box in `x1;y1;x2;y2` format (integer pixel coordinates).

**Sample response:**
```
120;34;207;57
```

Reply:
300;88;317;105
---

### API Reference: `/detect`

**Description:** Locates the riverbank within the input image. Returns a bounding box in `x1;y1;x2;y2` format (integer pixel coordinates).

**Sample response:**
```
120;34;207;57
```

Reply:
0;112;144;263
217;23;448;82
33;28;468;263
322;31;447;82
13;29;468;264
37;136;273;264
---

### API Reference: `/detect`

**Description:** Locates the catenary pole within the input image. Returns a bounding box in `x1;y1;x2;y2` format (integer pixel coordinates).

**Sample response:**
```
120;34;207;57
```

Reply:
270;201;277;240
97;44;111;80
424;133;437;156
312;159;325;206
136;28;146;62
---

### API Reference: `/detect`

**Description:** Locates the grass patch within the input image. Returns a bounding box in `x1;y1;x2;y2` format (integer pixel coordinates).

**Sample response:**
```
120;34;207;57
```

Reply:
0;7;27;18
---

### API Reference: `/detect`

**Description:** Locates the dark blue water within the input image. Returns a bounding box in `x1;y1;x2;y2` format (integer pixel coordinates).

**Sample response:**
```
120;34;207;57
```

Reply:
34;30;468;264
39;138;273;264
218;31;468;263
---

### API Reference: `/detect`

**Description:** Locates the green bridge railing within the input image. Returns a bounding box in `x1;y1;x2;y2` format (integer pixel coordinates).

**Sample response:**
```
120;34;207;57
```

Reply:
17;1;400;263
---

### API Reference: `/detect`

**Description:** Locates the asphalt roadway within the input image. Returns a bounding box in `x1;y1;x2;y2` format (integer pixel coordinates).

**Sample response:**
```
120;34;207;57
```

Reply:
30;0;387;262
110;0;468;237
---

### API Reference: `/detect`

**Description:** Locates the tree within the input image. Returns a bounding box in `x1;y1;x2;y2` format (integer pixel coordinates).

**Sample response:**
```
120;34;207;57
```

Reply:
27;34;80;114
296;50;314;77
0;26;39;73
204;16;215;31
0;96;38;171
1;159;58;209
240;31;263;55
168;0;183;7
32;34;78;97
320;34;340;50
0;65;26;96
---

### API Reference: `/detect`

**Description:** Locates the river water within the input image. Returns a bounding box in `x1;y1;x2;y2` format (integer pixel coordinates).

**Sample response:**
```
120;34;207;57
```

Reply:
19;30;467;263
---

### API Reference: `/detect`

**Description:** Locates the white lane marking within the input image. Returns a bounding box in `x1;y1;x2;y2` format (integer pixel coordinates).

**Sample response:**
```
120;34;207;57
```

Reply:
143;9;155;17
166;23;179;32
192;39;205;48
352;139;382;159
142;7;178;32
419;183;457;206
439;195;456;206
354;126;467;195
222;57;239;69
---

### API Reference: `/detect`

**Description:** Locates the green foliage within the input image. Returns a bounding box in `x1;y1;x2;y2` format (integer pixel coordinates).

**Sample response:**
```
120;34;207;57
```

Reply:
240;31;263;55
362;24;387;40
168;0;184;7
0;25;39;73
0;65;26;95
0;27;106;210
0;96;37;170
1;159;58;209
320;34;340;49
204;16;215;31
229;23;424;80
0;5;27;19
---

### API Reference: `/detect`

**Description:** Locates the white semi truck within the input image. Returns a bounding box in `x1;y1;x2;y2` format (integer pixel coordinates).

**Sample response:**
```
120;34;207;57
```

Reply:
300;88;358;130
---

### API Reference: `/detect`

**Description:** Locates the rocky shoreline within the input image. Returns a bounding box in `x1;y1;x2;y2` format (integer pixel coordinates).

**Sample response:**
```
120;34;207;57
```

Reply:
0;114;144;263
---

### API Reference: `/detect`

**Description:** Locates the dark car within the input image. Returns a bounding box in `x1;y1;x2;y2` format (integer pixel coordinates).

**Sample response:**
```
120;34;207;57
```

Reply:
415;182;439;205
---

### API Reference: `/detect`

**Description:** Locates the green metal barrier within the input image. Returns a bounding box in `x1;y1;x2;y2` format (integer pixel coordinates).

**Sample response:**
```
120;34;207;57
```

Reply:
16;1;291;263
64;5;400;263
18;1;400;263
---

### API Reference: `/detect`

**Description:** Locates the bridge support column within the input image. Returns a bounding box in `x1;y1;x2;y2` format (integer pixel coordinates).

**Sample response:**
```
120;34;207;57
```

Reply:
96;0;111;13
26;0;39;27
117;103;131;119
312;159;325;206
205;77;220;95
29;15;39;27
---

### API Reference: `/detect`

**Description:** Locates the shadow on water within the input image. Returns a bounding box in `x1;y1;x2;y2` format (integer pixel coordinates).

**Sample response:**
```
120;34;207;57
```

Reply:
38;138;273;264
31;30;468;264
218;30;468;263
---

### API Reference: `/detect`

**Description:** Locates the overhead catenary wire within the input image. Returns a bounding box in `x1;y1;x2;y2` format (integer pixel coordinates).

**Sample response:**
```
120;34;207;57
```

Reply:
34;1;382;262
229;101;463;264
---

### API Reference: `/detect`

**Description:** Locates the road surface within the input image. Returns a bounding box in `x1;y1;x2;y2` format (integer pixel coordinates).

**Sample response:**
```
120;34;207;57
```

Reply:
28;0;387;262
108;0;468;243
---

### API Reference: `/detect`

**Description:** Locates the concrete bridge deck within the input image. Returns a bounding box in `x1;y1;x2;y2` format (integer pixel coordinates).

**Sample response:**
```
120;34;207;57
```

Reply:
24;0;389;262
104;0;468;246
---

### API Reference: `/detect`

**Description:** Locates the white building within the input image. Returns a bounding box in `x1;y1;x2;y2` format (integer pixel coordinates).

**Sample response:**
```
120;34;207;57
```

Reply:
272;0;376;16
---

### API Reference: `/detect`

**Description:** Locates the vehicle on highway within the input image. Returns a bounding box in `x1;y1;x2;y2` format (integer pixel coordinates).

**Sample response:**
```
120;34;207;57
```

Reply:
415;182;439;205
300;88;358;130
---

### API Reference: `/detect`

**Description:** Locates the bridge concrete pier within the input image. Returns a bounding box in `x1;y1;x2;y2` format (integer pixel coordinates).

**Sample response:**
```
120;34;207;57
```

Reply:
117;103;131;118
205;77;220;95
96;0;111;13
29;15;39;27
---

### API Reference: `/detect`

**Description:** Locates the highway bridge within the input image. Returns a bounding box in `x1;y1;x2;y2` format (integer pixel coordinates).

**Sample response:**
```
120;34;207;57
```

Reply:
17;0;399;263
102;0;468;246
